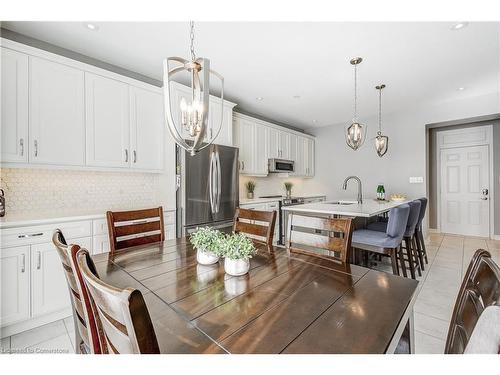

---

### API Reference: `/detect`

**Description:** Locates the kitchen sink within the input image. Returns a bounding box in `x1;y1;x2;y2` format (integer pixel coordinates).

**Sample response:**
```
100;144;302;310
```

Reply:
327;201;357;205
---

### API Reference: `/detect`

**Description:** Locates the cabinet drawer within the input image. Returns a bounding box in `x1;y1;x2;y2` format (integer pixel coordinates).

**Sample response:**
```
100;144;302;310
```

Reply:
92;218;108;236
1;220;92;248
163;210;175;225
266;202;279;210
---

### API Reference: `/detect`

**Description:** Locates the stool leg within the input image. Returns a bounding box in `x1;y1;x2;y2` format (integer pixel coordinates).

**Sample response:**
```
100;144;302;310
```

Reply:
398;244;408;278
412;236;422;277
404;237;416;279
418;229;428;264
390;248;399;276
414;229;425;271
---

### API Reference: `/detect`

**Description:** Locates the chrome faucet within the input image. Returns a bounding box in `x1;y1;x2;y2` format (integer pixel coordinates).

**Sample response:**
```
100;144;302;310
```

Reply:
342;176;363;204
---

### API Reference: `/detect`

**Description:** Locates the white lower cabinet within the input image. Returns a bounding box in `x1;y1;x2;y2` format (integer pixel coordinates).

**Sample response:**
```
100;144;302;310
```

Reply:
0;245;30;326
30;242;71;317
92;234;110;255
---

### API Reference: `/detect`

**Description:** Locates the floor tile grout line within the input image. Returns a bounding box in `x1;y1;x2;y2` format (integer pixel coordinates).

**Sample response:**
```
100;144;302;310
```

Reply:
62;318;75;352
414;328;446;342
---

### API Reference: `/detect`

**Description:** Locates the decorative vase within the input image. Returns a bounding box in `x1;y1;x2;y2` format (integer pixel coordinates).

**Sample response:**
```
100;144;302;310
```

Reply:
286;190;292;198
196;248;220;265
247;192;254;199
224;258;250;276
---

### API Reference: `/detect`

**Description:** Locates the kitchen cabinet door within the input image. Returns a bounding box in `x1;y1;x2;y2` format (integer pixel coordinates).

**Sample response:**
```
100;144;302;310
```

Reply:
254;123;268;175
294;136;307;176
92;234;110;255
29;56;85;166
31;242;71;317
306;138;315;177
233;117;255;174
85;72;130;168
208;97;234;147
0;245;30;326
1;48;29;163
267;127;280;159
130;86;164;171
279;131;291;160
289;133;298;170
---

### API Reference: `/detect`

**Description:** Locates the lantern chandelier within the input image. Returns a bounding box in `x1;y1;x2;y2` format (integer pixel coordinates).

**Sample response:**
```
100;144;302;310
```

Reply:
163;21;224;156
345;57;366;150
375;84;389;157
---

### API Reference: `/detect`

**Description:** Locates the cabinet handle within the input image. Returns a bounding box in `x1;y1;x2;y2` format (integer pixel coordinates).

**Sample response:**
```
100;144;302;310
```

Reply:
34;140;38;157
20;138;24;156
37;251;41;270
21;254;25;273
125;149;129;163
242;161;245;170
133;150;137;163
18;232;44;239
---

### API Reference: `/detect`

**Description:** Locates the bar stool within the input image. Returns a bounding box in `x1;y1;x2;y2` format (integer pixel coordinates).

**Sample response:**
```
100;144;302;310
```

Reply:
368;200;422;279
414;197;428;269
351;204;410;276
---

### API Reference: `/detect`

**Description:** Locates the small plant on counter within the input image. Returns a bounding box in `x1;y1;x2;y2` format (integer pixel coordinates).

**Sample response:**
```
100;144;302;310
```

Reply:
284;181;293;198
245;181;256;199
220;232;256;276
190;227;224;265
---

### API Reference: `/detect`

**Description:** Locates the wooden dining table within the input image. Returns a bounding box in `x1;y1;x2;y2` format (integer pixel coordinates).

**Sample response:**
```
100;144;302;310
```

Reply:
92;237;419;354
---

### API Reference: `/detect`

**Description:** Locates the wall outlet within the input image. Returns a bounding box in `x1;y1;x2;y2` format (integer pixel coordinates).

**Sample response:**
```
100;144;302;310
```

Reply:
409;176;424;184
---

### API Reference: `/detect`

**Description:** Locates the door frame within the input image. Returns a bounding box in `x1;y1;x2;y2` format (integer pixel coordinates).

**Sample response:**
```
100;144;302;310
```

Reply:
436;125;494;238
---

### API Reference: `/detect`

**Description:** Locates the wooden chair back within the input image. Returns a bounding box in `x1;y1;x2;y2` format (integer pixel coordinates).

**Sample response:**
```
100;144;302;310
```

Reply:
233;208;277;246
76;247;160;354
52;230;101;353
286;213;353;263
107;207;165;257
445;249;500;354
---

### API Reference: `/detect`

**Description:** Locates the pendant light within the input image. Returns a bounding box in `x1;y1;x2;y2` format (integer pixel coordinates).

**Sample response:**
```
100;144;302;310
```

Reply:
163;21;224;156
375;84;389;157
345;57;366;150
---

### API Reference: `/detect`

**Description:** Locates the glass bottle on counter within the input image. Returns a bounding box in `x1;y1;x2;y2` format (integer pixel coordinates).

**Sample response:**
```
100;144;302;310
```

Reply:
377;184;386;201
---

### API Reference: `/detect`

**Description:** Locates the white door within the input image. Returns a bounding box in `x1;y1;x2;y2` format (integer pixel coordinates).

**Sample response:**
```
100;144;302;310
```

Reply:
85;72;130;168
130;86;163;171
29;56;85;166
440;145;490;237
1;48;29;163
0;245;30;326
31;242;71;317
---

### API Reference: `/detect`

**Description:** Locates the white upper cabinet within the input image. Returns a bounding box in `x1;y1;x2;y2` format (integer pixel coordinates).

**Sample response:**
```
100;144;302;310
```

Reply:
29;56;85;166
279;131;291;160
233;116;255;174
254;124;268;175
130;86;164;171
1;48;29;163
267;127;280;159
306;137;315;177
85;72;130;168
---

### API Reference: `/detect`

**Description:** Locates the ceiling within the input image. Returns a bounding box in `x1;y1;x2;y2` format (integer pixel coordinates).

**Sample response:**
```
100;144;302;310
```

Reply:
2;21;499;130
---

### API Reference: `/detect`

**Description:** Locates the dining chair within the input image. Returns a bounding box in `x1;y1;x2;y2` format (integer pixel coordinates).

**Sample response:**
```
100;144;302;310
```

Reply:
414;197;429;269
107;206;165;258
286;213;353;263
445;249;500;354
52;230;101;354
352;204;410;276
233;207;277;246
76;247;160;354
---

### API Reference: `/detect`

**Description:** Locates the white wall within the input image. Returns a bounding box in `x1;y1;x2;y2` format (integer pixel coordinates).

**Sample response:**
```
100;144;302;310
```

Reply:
302;92;500;208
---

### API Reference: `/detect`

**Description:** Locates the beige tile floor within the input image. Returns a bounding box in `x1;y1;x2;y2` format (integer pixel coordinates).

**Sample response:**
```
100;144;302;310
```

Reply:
1;233;498;354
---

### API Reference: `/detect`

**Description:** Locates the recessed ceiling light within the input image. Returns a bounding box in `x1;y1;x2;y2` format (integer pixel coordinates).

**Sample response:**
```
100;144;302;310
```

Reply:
312;120;318;124
293;95;301;99
256;97;263;101
451;22;469;31
84;22;99;31
457;87;466;91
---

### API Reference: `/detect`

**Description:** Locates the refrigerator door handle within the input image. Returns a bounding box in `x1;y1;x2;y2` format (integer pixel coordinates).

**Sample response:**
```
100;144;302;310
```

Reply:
209;151;215;214
215;150;221;213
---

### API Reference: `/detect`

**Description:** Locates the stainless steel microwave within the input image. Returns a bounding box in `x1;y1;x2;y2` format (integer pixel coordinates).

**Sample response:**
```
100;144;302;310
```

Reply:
268;158;294;173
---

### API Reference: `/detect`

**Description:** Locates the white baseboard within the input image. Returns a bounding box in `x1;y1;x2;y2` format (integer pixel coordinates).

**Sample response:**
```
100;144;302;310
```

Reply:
490;235;500;241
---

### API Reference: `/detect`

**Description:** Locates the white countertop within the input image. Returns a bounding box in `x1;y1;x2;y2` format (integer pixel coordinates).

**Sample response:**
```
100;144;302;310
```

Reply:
239;194;327;205
281;199;409;217
0;207;176;229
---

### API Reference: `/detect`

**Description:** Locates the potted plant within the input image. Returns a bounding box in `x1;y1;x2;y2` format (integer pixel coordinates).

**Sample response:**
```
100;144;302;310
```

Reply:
220;232;256;276
284;181;293;198
245;180;256;199
190;226;223;265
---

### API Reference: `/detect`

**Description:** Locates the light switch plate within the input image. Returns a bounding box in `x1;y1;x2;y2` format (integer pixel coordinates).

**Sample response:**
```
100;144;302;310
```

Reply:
409;176;424;184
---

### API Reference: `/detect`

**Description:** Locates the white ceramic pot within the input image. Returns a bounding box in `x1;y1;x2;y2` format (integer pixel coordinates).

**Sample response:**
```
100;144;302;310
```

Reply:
224;258;250;276
196;248;220;265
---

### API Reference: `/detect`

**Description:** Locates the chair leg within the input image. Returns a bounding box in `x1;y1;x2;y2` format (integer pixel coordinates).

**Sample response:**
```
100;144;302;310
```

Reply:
398;244;408;278
404;238;416;279
412;236;422;277
414;230;425;271
418;230;428;264
390;249;399;275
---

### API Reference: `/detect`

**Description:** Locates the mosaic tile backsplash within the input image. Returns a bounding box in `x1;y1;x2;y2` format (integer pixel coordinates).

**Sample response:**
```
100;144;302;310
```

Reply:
0;168;160;215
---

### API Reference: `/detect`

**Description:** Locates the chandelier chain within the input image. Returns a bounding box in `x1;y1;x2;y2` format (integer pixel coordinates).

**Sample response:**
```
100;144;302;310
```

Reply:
378;86;382;133
189;21;196;61
353;64;358;120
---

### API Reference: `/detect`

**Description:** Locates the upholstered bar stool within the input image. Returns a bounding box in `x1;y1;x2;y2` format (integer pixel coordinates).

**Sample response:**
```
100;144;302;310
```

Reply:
368;200;422;279
351;204;410;276
414;197;429;269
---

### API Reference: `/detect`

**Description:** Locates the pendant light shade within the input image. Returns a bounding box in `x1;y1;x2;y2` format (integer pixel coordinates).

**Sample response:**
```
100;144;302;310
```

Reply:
345;57;366;150
163;22;224;156
375;84;389;157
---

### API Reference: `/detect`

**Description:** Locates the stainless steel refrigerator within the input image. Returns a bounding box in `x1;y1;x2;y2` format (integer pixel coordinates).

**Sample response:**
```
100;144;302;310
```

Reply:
177;144;239;236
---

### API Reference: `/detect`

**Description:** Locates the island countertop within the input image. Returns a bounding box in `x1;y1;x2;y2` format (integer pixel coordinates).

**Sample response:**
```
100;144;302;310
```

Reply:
281;199;410;217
